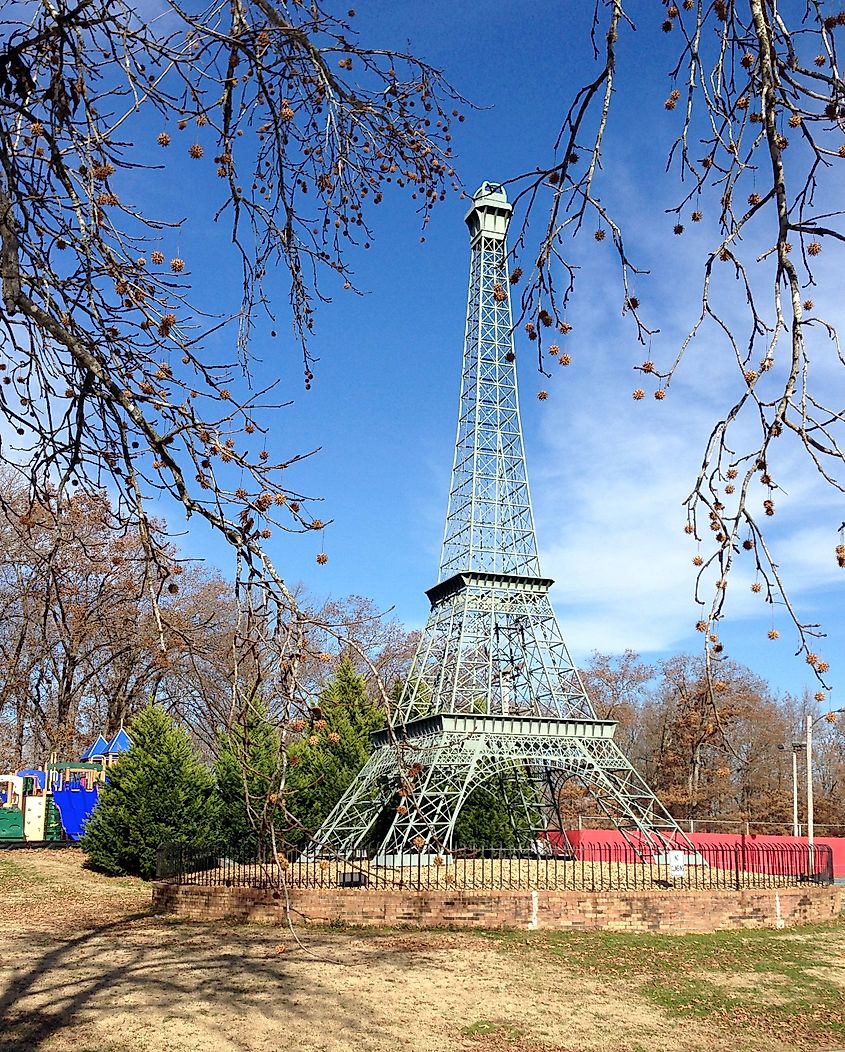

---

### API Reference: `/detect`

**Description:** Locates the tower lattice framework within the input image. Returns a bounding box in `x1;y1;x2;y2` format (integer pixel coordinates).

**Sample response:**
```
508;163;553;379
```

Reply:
314;183;682;858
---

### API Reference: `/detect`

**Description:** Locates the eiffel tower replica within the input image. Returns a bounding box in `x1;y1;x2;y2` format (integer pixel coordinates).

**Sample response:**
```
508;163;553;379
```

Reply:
313;183;683;860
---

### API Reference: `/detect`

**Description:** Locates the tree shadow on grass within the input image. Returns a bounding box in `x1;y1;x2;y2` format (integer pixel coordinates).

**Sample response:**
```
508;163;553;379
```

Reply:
0;905;467;1052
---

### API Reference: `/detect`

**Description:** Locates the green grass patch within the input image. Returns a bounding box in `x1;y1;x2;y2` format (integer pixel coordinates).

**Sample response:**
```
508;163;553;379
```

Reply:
0;853;47;885
485;922;845;1046
461;1020;525;1040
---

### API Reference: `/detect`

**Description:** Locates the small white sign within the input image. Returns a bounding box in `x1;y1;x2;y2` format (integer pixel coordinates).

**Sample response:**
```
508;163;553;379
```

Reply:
668;850;686;878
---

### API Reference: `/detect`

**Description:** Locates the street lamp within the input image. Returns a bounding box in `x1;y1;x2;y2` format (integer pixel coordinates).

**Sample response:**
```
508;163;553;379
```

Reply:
778;741;805;837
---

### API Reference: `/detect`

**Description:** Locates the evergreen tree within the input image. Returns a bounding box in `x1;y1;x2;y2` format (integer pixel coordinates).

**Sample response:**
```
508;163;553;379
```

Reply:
81;706;216;879
286;659;384;847
215;702;282;854
453;768;539;849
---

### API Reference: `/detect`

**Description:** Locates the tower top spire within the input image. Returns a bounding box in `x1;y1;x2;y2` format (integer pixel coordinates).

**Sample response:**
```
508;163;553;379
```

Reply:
439;178;539;581
464;182;512;246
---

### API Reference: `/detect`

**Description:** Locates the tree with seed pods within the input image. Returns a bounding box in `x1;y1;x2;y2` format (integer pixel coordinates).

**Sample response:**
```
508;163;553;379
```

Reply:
504;0;845;697
0;0;461;848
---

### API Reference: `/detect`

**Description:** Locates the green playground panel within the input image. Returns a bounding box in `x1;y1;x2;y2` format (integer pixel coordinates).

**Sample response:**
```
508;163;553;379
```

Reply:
0;807;24;841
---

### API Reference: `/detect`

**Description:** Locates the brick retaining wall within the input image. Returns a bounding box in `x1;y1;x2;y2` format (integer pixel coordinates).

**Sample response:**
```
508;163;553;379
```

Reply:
152;882;845;933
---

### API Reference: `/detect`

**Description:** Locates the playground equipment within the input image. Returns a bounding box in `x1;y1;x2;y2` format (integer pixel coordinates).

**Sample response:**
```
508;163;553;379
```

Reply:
0;728;132;844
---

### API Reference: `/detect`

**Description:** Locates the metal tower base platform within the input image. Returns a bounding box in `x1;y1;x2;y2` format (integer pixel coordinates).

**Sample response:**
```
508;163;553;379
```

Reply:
311;714;680;859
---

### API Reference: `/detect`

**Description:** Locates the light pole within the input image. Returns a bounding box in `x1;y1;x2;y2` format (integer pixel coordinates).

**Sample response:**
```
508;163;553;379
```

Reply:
778;741;805;837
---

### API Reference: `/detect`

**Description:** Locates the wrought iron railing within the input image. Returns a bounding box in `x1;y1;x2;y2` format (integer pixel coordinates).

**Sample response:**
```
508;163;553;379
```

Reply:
156;840;833;892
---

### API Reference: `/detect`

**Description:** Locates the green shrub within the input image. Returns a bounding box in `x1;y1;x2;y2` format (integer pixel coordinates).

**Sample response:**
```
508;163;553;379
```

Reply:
81;706;216;879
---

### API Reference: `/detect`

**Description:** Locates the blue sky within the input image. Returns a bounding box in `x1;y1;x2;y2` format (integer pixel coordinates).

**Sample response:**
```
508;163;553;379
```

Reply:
151;2;844;706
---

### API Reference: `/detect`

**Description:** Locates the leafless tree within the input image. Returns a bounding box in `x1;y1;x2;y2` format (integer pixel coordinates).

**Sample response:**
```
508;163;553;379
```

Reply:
0;0;460;612
506;0;845;691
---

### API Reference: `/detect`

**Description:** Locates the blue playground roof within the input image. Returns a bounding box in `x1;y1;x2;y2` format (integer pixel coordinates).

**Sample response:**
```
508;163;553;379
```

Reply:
105;728;132;755
81;734;109;761
17;768;46;790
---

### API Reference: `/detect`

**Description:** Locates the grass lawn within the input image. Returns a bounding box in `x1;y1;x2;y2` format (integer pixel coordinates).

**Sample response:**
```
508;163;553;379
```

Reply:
1;849;843;1052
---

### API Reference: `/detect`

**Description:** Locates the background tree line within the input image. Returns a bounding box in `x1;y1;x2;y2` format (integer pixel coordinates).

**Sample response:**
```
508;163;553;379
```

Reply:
0;477;417;768
2;478;842;863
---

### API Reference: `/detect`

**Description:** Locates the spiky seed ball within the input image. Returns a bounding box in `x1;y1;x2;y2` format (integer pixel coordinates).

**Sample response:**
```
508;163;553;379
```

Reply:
736;97;748;110
748;192;762;206
725;484;735;494
818;692;828;703
628;296;640;309
560;354;571;366
808;241;822;256
684;523;694;534
594;229;606;241
751;582;762;593
316;552;328;565
157;132;171;147
509;267;523;284
693;555;703;566
674;224;684;235
170;257;185;272
818;661;830;673
151;250;164;264
692;210;702;222
814;54;827;67
632;388;645;400
768;628;779;639
807;653;818;665
281;104;295;122
743;539;753;550
559;322;573;334
548;344;560;356
189;143;204;159
642;361;654;373
804;299;814;310
789;113;801;127
839;145;845;158
695;620;707;632
538;390;548;401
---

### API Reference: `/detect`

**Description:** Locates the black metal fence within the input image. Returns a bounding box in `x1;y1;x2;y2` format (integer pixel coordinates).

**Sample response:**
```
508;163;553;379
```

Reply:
157;840;834;893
